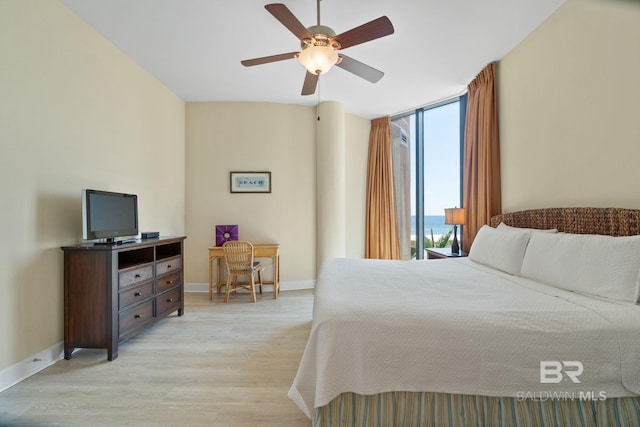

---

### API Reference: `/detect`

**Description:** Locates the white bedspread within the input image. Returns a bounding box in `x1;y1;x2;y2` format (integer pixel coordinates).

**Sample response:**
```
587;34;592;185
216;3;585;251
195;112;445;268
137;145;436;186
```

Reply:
289;257;640;418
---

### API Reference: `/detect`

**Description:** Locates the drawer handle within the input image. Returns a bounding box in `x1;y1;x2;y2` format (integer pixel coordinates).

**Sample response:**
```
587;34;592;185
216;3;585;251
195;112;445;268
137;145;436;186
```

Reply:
134;292;142;297
167;264;172;269
167;298;173;303
134;314;142;319
135;274;141;278
166;280;173;285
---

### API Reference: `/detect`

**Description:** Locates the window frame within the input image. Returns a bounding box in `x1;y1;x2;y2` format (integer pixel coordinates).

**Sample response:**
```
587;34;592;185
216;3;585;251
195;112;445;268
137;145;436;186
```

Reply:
392;95;467;259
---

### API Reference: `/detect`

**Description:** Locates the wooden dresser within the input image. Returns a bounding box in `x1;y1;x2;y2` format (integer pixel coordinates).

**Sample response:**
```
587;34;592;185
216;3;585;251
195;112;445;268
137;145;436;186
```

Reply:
61;236;186;360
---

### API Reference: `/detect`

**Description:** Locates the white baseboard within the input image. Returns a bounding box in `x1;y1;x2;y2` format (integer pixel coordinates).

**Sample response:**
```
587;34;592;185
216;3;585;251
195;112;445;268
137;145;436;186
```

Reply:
184;280;315;293
0;341;64;393
280;280;315;291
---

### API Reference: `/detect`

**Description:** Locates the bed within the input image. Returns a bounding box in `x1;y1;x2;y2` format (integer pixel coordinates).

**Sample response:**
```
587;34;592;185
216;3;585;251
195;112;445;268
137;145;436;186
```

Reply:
289;207;640;426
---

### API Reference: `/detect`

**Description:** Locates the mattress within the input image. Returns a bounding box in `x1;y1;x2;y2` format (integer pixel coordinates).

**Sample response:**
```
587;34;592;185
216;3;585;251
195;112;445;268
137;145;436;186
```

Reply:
289;257;640;419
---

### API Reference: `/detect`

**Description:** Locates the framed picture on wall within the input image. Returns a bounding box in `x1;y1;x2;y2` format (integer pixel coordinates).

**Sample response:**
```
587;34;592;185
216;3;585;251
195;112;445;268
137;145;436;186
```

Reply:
230;171;271;193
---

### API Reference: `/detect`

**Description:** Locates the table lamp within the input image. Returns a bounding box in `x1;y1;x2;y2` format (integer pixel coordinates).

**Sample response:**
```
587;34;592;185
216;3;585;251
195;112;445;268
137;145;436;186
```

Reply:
444;207;465;254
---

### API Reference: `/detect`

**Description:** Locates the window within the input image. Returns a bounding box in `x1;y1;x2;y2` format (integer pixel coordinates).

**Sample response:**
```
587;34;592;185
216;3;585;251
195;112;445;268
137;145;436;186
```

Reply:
391;96;466;259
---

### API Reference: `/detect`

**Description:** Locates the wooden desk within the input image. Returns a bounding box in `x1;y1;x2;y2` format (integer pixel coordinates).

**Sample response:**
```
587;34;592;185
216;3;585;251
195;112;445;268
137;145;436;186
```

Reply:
208;244;280;300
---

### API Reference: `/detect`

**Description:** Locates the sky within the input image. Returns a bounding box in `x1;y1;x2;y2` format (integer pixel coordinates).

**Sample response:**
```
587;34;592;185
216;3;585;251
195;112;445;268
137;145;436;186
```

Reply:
407;101;461;216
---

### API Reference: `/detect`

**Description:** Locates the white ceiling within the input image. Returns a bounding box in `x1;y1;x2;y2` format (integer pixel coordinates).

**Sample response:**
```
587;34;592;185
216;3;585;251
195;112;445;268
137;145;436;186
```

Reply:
60;0;565;119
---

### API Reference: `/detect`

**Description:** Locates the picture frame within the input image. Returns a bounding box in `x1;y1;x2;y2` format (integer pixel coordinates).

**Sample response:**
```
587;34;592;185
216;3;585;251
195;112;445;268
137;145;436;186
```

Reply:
230;171;271;193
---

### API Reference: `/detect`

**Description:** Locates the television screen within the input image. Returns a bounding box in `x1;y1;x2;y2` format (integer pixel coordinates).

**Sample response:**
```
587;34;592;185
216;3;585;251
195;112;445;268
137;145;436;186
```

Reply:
82;189;138;242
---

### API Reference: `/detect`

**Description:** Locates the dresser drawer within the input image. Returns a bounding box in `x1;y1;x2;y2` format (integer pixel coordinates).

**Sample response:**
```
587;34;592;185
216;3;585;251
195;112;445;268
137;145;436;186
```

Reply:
156;256;181;276
119;299;154;339
156;287;181;316
119;282;153;310
156;272;181;293
119;264;154;289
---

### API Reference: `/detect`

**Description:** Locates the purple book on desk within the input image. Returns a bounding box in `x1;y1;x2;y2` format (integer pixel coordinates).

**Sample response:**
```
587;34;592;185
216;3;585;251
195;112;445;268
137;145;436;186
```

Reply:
215;225;238;246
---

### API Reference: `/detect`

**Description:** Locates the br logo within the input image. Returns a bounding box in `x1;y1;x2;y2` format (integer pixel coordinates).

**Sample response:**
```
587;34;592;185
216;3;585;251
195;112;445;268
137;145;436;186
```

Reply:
540;361;583;384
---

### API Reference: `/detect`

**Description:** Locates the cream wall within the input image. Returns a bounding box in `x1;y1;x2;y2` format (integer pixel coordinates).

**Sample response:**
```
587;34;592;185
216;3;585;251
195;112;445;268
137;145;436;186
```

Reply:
316;101;346;266
185;102;370;288
498;0;640;212
0;0;185;374
345;114;370;258
185;102;317;287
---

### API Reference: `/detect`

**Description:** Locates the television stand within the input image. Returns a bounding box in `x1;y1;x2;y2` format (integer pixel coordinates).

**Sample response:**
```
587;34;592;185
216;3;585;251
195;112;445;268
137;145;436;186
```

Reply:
62;236;186;360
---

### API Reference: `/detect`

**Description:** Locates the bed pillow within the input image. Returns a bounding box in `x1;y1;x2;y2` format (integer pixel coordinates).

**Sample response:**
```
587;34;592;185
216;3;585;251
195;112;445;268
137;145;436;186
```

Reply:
497;222;558;233
520;232;640;303
468;225;531;275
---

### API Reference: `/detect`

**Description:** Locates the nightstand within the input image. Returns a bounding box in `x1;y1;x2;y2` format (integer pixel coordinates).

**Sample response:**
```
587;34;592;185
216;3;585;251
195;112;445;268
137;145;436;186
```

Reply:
426;247;468;259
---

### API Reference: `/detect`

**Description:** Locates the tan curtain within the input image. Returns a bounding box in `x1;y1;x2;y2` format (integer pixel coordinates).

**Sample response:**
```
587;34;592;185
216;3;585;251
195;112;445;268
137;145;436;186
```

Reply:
462;62;502;252
366;117;400;259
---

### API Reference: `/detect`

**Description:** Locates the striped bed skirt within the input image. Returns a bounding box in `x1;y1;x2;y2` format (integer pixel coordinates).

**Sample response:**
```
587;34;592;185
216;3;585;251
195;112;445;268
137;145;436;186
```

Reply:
313;391;640;427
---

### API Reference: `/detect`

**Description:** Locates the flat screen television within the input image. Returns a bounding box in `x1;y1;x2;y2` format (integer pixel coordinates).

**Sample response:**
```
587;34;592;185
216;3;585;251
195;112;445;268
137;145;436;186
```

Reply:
82;189;138;243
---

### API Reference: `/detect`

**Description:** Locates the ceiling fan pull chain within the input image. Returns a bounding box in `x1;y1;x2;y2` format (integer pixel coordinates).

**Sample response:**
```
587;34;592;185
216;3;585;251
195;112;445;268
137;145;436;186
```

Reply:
317;78;321;121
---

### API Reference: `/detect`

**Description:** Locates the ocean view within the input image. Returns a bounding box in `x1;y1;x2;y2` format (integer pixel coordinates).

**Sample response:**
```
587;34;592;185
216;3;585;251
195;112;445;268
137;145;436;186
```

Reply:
410;215;453;237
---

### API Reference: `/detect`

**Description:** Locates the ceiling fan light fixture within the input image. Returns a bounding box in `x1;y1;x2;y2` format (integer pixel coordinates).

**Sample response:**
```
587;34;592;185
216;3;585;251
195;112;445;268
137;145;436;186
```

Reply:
298;44;338;75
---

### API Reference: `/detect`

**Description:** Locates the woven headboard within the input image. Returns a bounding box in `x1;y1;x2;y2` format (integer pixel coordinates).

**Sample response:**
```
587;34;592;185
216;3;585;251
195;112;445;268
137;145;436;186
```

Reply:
490;207;640;236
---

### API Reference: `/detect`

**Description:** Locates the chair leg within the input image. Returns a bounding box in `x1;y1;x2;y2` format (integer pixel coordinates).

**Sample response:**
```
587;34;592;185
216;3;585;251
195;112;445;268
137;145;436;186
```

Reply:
249;273;256;303
224;273;233;302
257;270;263;294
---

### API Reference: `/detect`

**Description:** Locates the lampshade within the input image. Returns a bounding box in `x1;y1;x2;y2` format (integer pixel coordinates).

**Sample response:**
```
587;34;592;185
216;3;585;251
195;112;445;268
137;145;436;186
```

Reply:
444;208;465;225
298;45;338;75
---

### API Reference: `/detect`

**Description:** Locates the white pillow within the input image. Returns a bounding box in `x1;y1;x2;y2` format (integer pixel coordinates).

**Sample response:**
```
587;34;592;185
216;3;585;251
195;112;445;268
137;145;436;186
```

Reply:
469;225;531;275
497;222;558;233
520;232;640;304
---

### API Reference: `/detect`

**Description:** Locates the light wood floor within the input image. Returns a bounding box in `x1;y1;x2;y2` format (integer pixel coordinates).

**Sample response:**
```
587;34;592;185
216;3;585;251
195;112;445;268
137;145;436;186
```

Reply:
0;290;314;427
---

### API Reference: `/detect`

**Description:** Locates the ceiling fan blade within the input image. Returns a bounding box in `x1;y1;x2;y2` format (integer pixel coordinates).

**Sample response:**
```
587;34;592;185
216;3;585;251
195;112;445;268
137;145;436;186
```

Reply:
265;3;313;41
336;54;384;83
332;16;394;50
301;71;319;96
241;52;299;67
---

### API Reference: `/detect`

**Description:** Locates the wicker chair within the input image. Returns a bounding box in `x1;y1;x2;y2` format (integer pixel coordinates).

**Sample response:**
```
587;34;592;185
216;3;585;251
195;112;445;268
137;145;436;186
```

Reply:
222;241;263;303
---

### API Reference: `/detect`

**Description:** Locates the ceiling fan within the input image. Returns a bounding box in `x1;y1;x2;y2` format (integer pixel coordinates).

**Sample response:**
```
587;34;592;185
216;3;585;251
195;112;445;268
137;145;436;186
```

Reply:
240;1;394;96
